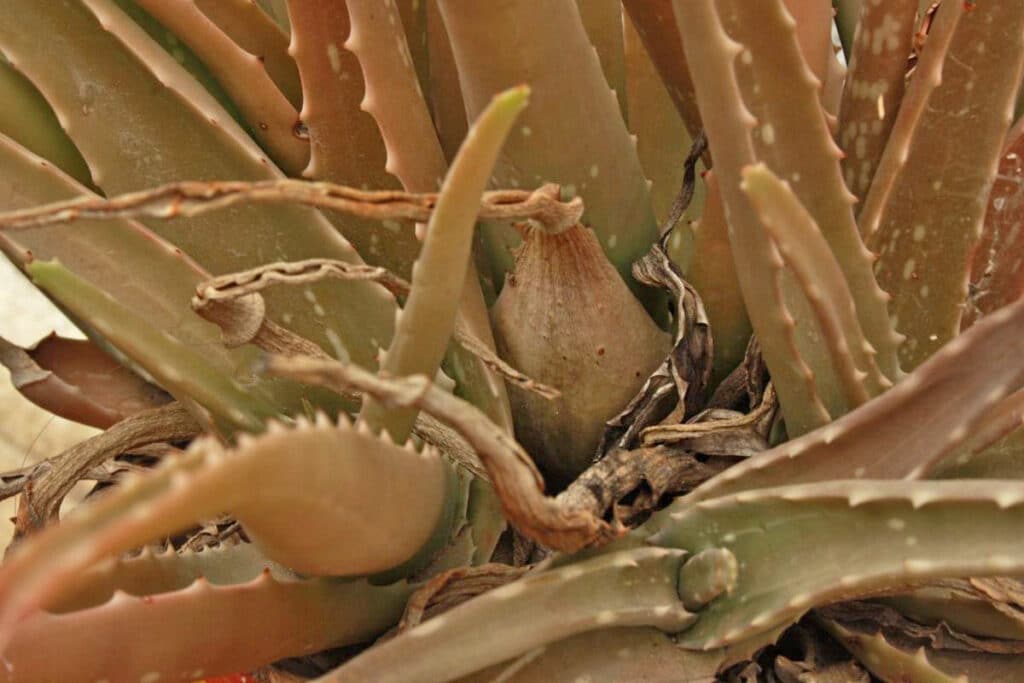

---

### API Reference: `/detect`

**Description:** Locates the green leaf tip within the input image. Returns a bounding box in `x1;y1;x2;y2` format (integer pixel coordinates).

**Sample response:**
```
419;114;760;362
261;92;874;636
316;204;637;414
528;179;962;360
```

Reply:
360;85;530;442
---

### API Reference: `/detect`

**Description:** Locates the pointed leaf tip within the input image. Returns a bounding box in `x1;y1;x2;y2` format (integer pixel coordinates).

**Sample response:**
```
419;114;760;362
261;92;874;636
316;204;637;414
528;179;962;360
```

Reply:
360;84;530;442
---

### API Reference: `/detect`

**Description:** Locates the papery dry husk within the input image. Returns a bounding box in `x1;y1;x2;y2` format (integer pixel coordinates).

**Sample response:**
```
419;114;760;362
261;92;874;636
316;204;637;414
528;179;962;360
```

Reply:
492;223;671;489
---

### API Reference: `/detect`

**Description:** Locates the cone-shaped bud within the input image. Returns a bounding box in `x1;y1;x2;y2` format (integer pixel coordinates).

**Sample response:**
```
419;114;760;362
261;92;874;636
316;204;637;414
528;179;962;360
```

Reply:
492;223;671;488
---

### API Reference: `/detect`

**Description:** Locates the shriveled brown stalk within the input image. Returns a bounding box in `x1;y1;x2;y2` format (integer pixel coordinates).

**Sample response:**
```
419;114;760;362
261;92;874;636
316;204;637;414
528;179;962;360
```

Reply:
269;342;767;541
266;354;619;552
192;258;559;400
0;180;583;235
194;258;412;303
12;403;199;536
0;458;153;503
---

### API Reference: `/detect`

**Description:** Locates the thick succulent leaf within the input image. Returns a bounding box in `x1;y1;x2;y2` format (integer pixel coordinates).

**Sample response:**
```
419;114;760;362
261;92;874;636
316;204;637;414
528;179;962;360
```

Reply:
344;0;447;194
931;388;1024;480
258;0;291;32
741;164;890;407
821;47;847;122
322;548;695;683
285;0;419;276
361;87;527;442
927;649;1024;682
107;0;249;128
425;0;467;163
858;0;961;240
834;0;863;56
623;12;695;229
720;0;903;400
820;619;967;683
671;0;831;435
0;135;218;352
397;0;431;104
838;0;918;207
781;0;835;83
456;627;724;683
267;350;619;554
340;0;514;433
460;625;793;683
934;432;1024;481
862;1;1024;368
622;0;702;137
0;0;397;372
650;480;1024;649
877;578;1024;642
0;56;91;185
0;413;454;646
675;295;1024;503
47;542;286;613
575;0;626;119
465;476;506;566
687;172;751;385
0;334;169;429
965;117;1024;328
0;572;411;683
130;0;308;175
437;0;662;306
195;0;301;107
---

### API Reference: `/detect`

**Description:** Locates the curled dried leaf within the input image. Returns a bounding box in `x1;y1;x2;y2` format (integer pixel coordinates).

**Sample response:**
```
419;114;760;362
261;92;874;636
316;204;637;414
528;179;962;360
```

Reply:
0;335;171;430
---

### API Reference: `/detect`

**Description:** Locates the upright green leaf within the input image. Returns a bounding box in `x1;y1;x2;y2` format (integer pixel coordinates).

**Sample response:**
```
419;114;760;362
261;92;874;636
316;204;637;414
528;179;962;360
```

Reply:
361;87;529;443
671;0;831;434
342;0;513;433
720;0;904;402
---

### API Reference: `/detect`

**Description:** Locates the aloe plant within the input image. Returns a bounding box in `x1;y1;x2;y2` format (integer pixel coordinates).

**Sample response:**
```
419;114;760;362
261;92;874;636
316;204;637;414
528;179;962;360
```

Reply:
1;1;1023;681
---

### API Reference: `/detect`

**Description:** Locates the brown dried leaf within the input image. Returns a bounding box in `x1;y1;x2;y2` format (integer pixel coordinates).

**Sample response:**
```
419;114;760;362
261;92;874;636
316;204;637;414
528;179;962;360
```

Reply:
0;335;168;430
599;213;714;456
